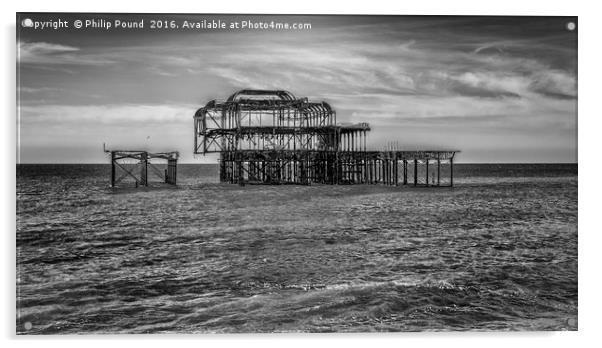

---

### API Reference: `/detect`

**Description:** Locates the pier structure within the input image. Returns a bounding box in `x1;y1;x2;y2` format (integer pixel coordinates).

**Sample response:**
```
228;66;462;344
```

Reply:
106;149;179;187
194;89;458;186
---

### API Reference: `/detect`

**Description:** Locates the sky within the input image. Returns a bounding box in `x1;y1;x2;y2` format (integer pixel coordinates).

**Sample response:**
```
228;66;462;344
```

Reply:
17;14;577;163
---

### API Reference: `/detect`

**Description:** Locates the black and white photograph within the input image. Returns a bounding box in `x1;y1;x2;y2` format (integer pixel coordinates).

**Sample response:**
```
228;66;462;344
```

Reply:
15;12;578;334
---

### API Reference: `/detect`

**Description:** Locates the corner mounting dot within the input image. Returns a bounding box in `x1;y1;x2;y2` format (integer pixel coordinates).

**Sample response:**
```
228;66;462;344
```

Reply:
566;22;576;31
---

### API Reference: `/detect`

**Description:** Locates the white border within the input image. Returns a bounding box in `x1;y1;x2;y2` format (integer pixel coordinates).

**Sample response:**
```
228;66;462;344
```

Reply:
3;1;599;347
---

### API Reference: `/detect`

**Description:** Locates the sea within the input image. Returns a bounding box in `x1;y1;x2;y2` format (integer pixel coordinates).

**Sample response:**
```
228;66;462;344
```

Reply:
16;163;578;333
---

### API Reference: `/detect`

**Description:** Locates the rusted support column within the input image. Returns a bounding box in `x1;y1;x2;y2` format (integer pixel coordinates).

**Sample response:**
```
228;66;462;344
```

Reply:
249;161;255;182
140;152;148;186
393;158;396;185
364;130;366;152
375;160;378;183
426;158;429;187
390;158;393;185
368;159;374;184
414;158;418;186
391;158;393;186
450;157;454;187
300;158;306;185
374;159;377;184
383;159;387;185
395;154;399;186
173;159;177;184
362;155;366;184
437;159;441;186
238;159;244;186
365;157;368;184
219;153;225;183
369;159;372;184
355;156;358;184
166;158;177;185
346;133;350;152
385;159;389;185
334;153;339;185
403;159;407;185
370;159;378;184
388;158;392;185
229;158;234;184
110;151;116;187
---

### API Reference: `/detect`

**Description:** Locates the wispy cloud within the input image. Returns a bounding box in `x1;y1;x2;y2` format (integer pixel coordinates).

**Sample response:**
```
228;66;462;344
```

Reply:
18;41;114;65
19;103;194;125
19;41;79;54
18;86;61;93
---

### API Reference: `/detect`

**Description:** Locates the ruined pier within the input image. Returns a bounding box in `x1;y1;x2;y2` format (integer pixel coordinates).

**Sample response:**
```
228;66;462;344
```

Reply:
194;89;458;186
107;150;179;187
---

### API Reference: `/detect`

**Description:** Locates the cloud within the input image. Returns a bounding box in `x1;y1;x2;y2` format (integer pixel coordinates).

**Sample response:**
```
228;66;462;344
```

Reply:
19;103;195;125
530;69;577;99
18;41;114;65
18;86;61;94
182;31;575;103
332;91;574;125
19;41;79;54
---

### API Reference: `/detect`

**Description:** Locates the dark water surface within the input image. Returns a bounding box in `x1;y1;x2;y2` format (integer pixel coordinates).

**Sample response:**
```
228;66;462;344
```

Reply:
16;164;578;333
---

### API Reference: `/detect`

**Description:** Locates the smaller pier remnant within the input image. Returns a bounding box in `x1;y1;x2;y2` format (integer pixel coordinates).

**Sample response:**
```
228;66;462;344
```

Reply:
106;149;179;187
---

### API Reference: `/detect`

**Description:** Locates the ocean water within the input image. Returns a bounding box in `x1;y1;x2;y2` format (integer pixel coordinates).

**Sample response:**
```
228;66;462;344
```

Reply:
16;163;578;333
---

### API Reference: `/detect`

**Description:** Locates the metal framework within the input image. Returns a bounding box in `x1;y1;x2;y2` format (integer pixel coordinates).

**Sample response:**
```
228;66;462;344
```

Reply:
194;89;458;186
106;150;179;188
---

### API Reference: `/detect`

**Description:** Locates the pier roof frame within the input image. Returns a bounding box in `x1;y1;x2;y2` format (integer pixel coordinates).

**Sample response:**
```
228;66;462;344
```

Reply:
226;89;297;102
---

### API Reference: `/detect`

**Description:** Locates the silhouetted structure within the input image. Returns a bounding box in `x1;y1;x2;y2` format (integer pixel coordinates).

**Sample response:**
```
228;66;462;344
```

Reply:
194;89;458;186
106;149;178;187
